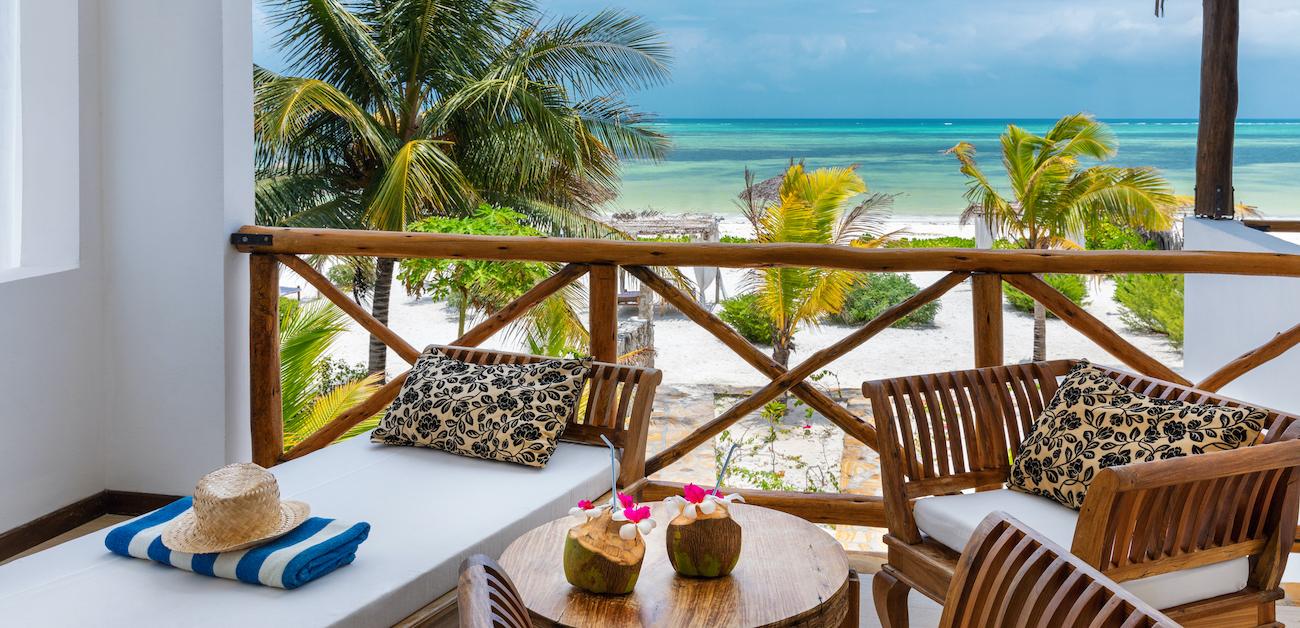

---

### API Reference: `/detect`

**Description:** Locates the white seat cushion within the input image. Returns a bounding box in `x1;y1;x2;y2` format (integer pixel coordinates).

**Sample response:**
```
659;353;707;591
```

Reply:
0;435;611;627
912;489;1250;610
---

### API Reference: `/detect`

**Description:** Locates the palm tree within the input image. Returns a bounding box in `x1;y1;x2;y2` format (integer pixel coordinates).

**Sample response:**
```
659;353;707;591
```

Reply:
947;113;1178;361
279;299;384;449
255;0;670;376
739;163;895;368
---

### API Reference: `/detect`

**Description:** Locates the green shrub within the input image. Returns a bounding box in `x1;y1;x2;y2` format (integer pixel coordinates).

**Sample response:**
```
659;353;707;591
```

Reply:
1087;223;1157;251
1114;274;1184;348
720;235;754;244
718;293;775;345
832;273;938;328
1004;274;1088;316
327;264;355;291
884;236;975;249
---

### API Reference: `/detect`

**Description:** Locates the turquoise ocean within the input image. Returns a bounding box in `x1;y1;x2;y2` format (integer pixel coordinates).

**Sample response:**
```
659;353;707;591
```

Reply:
612;119;1300;218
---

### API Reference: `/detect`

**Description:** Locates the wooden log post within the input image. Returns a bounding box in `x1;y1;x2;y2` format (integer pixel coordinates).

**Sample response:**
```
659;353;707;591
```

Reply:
1002;273;1191;386
1198;322;1300;393
589;264;618;362
1196;0;1239;219
625;265;878;454
971;273;1004;368
249;254;283;467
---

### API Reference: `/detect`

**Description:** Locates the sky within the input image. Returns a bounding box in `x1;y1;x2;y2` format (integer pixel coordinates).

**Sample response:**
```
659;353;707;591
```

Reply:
252;0;1300;119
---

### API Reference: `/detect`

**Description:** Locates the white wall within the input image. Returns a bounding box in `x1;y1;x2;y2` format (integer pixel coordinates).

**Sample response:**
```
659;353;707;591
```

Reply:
0;0;252;528
0;0;104;532
98;0;253;493
1184;218;1300;415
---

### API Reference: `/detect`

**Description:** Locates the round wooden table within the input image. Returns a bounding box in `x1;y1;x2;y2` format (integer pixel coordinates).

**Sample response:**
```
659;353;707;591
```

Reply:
499;502;854;627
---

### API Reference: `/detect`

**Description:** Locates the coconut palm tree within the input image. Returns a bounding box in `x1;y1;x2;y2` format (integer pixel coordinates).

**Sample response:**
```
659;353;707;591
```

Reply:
739;163;895;368
947;113;1178;361
255;0;670;376
279;299;384;449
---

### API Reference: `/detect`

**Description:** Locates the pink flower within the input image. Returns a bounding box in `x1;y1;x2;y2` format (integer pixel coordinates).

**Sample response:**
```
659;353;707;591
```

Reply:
802;424;812;430
577;499;593;510
617;493;636;509
682;483;707;504
622;506;652;523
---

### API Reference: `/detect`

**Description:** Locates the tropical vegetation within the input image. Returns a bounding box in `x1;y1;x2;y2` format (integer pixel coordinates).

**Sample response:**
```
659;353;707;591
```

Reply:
1004;274;1088;316
832;273;938;328
718;293;776;346
735;163;894;367
396;205;585;349
254;0;670;376
279;298;383;449
947;113;1178;361
1115;274;1184;348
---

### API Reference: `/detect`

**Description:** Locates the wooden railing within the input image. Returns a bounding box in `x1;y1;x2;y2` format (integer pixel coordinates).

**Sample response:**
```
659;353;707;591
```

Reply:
232;225;1300;529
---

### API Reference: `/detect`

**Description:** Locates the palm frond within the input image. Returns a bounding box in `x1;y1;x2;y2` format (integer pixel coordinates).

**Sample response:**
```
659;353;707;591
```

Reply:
256;76;395;161
265;0;398;118
366;139;476;230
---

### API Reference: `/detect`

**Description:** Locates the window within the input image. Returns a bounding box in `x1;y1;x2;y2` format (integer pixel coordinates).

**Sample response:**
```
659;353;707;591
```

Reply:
0;0;19;270
1;0;79;282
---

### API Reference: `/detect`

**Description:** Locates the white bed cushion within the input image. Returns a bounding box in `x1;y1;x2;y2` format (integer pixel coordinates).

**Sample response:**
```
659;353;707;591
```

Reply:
0;434;611;627
912;489;1249;610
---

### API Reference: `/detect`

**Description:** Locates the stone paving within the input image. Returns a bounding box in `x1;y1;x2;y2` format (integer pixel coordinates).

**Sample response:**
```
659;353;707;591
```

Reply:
644;383;886;553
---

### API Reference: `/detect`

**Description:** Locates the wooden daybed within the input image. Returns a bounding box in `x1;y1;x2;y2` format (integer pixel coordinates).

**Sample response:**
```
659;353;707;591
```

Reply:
0;346;661;628
867;360;1300;628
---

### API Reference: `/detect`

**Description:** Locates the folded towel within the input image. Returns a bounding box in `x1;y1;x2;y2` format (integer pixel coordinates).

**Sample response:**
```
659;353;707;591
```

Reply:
105;497;370;589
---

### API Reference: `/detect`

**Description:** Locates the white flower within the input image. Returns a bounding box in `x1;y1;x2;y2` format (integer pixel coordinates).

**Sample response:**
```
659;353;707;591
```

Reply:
568;506;604;520
666;491;744;520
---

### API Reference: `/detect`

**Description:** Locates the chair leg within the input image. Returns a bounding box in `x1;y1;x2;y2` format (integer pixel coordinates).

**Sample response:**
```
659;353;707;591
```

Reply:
873;568;910;628
841;569;860;628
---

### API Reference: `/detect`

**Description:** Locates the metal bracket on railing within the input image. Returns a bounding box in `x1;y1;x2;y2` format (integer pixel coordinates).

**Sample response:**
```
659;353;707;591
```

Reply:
230;233;273;247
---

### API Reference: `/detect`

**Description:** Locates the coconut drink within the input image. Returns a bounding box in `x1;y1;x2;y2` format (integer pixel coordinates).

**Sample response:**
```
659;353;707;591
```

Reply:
563;494;654;594
562;436;656;595
664;483;744;577
664;445;745;578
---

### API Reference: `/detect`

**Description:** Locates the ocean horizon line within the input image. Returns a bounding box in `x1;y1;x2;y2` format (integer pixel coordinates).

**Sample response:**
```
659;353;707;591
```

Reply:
651;116;1300;123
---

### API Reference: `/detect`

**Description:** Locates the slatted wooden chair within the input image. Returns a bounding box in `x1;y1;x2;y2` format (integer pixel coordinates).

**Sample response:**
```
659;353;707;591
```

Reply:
941;512;1177;628
866;360;1300;628
434;345;662;486
458;554;533;628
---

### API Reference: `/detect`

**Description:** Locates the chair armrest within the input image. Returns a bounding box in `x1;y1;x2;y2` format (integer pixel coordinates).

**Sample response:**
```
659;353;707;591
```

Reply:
1072;440;1300;588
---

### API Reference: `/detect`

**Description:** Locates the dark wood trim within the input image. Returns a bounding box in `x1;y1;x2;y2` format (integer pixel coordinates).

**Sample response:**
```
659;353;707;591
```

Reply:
0;490;180;563
1243;219;1300;233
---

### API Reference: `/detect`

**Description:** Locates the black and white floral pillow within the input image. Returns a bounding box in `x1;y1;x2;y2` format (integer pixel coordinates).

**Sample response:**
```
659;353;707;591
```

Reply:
371;348;591;468
1008;361;1265;509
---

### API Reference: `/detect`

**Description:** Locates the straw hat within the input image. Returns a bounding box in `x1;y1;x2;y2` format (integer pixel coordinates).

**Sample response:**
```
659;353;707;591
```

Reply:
162;463;310;554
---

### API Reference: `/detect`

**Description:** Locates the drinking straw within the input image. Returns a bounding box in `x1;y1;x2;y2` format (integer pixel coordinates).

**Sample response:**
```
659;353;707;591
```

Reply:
600;434;620;509
713;443;740;495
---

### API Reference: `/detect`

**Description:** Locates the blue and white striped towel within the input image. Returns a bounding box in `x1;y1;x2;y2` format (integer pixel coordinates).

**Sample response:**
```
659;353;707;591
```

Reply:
104;497;370;589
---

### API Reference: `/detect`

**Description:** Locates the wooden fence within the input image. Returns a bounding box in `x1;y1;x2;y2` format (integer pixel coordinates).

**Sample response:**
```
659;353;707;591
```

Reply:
232;225;1300;529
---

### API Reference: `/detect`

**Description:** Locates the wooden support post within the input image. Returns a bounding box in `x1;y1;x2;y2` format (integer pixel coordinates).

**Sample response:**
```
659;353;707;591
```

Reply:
627;265;883;461
971;273;1003;368
276;254;421;364
1198;322;1300;393
1196;0;1238;219
249;254;283;467
589;264;618;362
644;272;967;474
458;263;589;347
1002;273;1191;386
